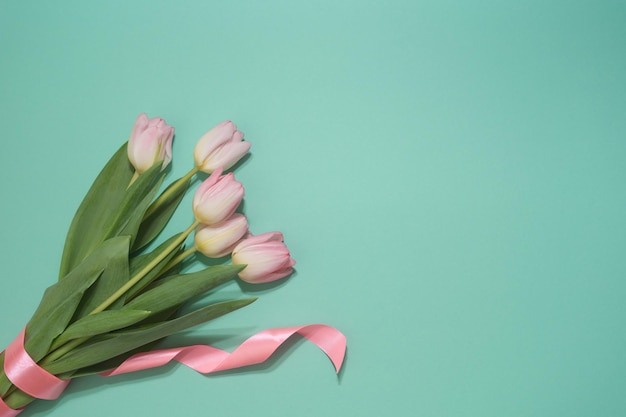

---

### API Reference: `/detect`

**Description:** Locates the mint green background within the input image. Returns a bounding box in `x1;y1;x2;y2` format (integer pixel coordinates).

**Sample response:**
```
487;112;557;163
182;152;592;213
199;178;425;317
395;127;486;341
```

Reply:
1;1;625;416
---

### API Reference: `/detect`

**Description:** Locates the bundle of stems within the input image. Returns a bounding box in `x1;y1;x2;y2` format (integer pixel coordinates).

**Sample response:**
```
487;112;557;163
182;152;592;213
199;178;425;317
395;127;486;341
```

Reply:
0;143;255;410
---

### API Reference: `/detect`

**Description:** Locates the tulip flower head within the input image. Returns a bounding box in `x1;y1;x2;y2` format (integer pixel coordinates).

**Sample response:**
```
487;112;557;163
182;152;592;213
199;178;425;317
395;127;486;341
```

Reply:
232;232;296;284
192;168;244;226
127;113;175;174
194;214;249;258
194;121;251;173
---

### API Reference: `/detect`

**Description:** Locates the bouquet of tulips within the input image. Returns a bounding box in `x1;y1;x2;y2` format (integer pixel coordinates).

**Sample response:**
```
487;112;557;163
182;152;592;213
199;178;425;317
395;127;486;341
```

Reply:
0;114;345;416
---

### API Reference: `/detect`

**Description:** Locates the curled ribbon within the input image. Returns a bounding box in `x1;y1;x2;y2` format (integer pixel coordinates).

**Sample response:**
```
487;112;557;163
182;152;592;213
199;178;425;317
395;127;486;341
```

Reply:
1;324;346;416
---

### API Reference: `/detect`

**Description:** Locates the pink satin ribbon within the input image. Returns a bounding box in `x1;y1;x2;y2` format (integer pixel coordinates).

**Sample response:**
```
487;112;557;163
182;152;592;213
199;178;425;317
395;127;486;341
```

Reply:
1;328;70;416
1;324;345;416
102;324;346;376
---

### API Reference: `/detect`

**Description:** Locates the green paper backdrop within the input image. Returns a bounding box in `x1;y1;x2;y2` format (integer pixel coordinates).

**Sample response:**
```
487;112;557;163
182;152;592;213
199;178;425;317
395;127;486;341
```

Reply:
1;1;625;416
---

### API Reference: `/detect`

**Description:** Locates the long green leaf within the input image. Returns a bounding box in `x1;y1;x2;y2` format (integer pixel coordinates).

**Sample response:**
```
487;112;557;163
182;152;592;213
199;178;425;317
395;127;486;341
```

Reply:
25;280;99;363
26;236;131;361
69;307;182;378
0;351;9;396
2;390;33;410
72;236;131;319
108;163;164;245
58;146;164;279
51;310;151;349
45;298;257;375
62;307;182;378
26;276;101;362
69;339;164;378
123;265;245;314
58;144;133;278
133;176;190;251
125;234;186;300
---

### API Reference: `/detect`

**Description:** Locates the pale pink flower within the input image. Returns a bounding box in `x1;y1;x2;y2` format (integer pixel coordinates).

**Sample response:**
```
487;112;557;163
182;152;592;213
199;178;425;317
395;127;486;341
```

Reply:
192;167;244;225
232;232;296;283
194;214;249;258
194;121;250;173
127;113;174;174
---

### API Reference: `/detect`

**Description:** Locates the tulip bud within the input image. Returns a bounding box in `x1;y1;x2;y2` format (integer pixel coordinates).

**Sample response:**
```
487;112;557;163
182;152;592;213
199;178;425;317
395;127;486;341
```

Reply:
192;167;244;225
232;232;296;283
194;121;251;173
127;113;175;174
194;214;249;258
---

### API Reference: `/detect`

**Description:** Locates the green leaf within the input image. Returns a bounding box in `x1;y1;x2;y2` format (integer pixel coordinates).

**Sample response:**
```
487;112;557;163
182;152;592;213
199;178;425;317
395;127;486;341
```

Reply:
51;310;151;350
64;308;181;378
69;339;164;378
123;265;245;314
26;236;131;362
26;278;101;362
125;234;186;300
58;144;133;278
25;274;102;361
2;389;34;410
58;144;164;279
0;351;9;396
133;176;191;251
72;236;131;319
45;298;257;375
110;163;164;247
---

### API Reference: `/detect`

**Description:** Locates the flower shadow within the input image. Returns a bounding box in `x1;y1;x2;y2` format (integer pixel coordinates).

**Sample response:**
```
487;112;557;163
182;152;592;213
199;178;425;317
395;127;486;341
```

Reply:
236;269;296;294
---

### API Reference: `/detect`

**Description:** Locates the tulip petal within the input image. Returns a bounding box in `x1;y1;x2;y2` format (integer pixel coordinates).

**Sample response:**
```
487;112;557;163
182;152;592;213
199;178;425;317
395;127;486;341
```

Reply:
192;169;244;225
129;113;149;140
194;214;249;258
192;168;224;212
194;121;237;168
232;232;295;284
206;141;252;171
241;267;294;284
127;113;175;173
233;232;284;252
194;121;250;173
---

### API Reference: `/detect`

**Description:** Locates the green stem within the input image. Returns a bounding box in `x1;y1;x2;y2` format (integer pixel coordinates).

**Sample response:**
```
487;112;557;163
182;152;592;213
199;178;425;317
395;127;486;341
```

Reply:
93;219;199;314
144;166;199;218
40;220;201;365
128;170;140;187
161;247;197;274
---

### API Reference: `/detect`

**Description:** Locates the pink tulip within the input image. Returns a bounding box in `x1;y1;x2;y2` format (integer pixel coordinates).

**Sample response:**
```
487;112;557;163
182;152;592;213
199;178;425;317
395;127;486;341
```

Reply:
192;167;244;225
194;214;249;258
127;113;174;174
231;232;296;283
194;121;251;173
